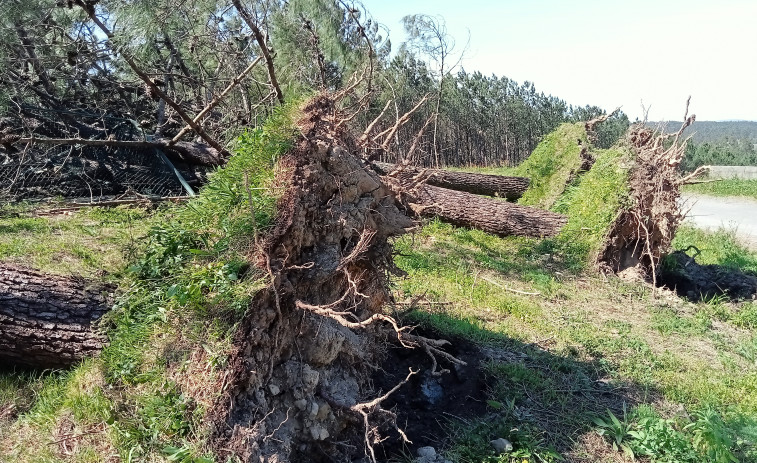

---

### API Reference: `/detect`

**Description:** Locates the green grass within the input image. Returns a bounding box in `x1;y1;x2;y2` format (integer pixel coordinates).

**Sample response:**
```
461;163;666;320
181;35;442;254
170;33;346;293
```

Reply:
550;145;633;269
671;225;757;274
91;102;300;460
393;218;757;462
514;122;589;209
683;179;757;200
5;108;757;462
0;205;161;279
1;361;117;462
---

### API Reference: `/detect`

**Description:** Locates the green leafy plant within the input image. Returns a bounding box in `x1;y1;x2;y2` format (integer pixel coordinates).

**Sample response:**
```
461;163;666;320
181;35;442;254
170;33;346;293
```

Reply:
684;407;738;463
163;445;213;463
593;407;635;458
627;410;698;462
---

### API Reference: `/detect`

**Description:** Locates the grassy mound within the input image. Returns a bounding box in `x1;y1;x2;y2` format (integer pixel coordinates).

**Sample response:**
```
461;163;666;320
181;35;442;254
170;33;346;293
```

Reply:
514;122;589;209
550;145;633;269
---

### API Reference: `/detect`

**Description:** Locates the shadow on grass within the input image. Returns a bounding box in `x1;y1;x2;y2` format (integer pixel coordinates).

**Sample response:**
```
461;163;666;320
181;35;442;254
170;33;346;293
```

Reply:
664;225;757;301
386;224;757;461
375;311;657;463
660;250;757;301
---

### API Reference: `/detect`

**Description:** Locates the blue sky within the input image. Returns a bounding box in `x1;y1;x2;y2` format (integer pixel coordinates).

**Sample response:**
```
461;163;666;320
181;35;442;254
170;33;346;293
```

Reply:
361;0;757;121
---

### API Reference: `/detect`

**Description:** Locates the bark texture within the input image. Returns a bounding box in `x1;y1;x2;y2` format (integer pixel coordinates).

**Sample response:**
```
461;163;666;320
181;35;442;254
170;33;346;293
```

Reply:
372;161;530;200
0;264;112;369
408;184;567;238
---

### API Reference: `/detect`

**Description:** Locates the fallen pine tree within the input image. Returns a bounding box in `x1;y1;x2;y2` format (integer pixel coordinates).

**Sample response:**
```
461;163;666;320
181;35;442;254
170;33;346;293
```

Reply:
597;106;697;284
371;161;530;199
0;95;706;463
209;96;467;462
406;184;567;237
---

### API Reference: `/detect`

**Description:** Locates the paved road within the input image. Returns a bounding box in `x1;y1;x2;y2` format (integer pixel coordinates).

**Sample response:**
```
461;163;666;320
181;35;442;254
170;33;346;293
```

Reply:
681;193;757;249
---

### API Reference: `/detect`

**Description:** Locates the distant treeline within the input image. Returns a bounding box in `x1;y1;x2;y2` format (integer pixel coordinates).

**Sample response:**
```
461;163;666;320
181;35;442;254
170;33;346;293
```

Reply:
651;121;757;171
371;53;630;168
654;121;757;144
681;140;757;171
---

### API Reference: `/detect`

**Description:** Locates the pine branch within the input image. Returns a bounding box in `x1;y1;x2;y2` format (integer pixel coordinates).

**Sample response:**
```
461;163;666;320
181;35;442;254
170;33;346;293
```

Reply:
73;0;230;157
231;0;285;105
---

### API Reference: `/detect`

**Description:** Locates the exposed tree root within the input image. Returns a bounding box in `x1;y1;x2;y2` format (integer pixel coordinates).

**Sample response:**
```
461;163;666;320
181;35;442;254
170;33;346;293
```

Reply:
598;99;696;284
211;95;465;462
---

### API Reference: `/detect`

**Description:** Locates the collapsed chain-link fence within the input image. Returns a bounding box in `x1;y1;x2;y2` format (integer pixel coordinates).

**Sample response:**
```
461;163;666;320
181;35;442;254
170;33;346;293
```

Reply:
0;107;191;202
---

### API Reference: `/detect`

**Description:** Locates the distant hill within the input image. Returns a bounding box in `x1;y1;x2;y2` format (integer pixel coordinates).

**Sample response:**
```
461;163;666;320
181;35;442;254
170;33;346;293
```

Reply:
649;120;757;144
652;120;757;170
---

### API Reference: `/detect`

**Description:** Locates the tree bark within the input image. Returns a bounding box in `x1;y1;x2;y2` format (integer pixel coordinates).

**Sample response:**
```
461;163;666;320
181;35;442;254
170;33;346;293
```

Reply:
0;264;113;369
407;184;567;238
372;162;531;200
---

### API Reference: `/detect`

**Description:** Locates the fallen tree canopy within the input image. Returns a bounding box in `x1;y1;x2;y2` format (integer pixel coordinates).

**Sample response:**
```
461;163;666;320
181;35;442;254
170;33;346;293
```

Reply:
371;161;530;199
0;264;112;369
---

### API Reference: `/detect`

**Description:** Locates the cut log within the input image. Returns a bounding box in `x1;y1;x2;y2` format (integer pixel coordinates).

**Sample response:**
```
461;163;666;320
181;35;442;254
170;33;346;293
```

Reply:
372;161;530;200
408;184;567;238
0;264;112;369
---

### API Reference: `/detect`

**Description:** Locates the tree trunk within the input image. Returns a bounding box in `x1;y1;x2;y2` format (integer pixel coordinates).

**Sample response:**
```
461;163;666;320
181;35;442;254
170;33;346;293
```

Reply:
10;136;224;167
0;264;112;369
408;184;567;237
372;161;530;200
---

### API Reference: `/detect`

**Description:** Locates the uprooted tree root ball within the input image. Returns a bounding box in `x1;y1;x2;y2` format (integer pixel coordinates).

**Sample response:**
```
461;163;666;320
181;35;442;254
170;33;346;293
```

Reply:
598;107;696;284
210;96;464;462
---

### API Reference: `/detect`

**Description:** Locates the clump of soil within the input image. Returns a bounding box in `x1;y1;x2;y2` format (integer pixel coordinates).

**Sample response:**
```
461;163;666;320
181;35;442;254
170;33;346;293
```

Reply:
372;333;489;460
211;96;433;462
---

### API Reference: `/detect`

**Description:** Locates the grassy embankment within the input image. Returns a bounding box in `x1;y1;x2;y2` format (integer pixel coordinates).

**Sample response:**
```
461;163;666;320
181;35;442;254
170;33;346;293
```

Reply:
0;104;300;462
394;126;757;462
683;179;757;201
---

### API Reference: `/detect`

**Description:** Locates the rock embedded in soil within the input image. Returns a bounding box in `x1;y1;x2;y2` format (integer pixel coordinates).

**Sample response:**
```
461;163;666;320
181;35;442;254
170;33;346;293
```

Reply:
490;438;513;454
417;446;436;458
